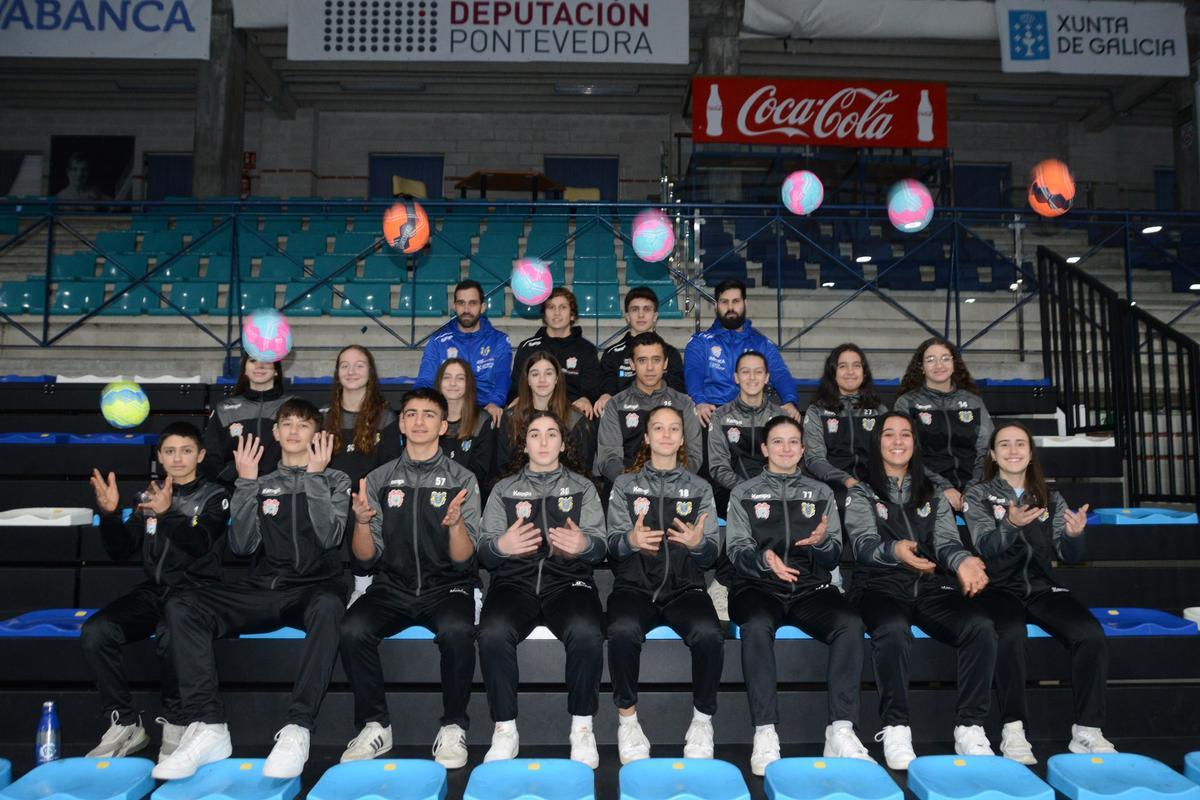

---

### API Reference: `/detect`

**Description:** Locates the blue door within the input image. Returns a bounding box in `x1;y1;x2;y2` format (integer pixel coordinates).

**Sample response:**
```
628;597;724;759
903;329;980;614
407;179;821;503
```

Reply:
368;155;444;199
544;156;620;201
144;154;193;200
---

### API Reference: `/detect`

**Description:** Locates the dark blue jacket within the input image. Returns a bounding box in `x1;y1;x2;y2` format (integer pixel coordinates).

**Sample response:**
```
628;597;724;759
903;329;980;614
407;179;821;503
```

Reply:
683;319;797;406
414;316;512;407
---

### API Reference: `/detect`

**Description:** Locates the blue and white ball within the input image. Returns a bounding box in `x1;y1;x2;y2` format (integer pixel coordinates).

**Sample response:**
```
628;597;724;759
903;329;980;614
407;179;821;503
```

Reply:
781;170;824;216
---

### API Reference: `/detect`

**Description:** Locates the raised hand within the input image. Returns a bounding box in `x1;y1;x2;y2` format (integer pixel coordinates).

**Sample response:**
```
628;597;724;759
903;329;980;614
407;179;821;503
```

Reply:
234;434;264;481
629;510;663;554
764;550;800;583
441;489;469;528
307;431;335;473
956;555;989;597
352;478;376;525
894;539;937;575
667;512;708;549
138;477;173;516
1006;503;1045;528
548;516;588;557
1064;503;1090;537
90;468;120;514
497;517;542;557
793;515;828;547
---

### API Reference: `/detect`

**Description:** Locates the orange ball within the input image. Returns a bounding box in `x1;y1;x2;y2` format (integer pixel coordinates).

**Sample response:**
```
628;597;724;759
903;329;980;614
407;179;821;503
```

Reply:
1028;159;1075;218
382;200;430;253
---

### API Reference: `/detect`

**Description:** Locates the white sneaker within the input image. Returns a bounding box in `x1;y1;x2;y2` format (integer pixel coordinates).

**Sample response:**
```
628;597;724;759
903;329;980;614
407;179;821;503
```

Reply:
432;724;469;769
824;723;875;762
617;720;651;764
570;723;600;769
340;721;393;763
263;724;310;779
750;726;781;776
87;712;149;758
151;722;232;780
484;722;519;762
875;725;916;771
953;725;995;756
1069;725;1117;754
156;717;186;763
708;580;729;622
683;717;714;759
1000;721;1037;765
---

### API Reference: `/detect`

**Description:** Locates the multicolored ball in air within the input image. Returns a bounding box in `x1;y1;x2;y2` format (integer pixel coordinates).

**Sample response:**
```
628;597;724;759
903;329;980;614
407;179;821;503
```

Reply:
100;381;150;429
887;179;935;233
511;258;554;306
630;209;675;262
242;308;293;364
781;170;824;216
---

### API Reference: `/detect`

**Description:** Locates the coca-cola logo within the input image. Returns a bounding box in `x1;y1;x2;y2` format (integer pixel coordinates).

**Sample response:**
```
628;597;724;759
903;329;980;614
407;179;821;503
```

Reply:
734;85;898;141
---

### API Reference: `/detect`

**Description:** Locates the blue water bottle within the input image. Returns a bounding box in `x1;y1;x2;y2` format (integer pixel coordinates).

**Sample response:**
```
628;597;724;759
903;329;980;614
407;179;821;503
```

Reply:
35;700;60;765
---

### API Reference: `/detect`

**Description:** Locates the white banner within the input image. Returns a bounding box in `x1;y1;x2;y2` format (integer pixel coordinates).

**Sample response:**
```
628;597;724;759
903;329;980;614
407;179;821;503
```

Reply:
287;0;688;63
997;0;1187;76
0;0;210;58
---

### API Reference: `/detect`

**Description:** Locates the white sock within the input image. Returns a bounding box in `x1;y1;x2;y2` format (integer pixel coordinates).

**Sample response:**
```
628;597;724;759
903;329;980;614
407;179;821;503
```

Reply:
756;724;776;735
353;574;373;592
830;720;852;730
495;720;516;733
693;709;712;722
572;715;593;731
618;712;638;726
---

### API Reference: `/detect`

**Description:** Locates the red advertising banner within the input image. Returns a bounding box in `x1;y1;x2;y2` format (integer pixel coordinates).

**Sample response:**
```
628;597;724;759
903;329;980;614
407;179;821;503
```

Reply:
692;76;948;149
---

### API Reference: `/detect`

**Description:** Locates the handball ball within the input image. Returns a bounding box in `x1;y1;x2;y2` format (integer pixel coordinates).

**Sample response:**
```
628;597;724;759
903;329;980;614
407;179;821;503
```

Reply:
383;200;430;253
887;179;935;233
630;209;675;262
781;170;824;215
100;381;150;430
511;258;554;305
242;308;293;364
1028;159;1075;218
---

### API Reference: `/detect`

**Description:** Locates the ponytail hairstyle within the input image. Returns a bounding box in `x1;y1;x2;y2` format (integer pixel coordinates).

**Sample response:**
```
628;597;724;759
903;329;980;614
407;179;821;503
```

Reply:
982;422;1049;507
898;336;979;398
325;345;389;456
625;405;689;474
435;357;480;441
866;411;933;508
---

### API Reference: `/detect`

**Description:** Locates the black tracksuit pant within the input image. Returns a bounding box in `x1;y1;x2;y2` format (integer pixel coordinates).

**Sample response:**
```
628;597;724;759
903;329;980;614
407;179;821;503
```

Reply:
858;585;997;727
81;583;182;726
340;584;476;729
731;585;865;726
607;587;724;715
976;587;1107;727
164;578;346;730
477;583;604;722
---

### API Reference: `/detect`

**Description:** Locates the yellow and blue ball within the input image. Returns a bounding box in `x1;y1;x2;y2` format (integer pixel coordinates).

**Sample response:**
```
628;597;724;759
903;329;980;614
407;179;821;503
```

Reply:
100;381;150;429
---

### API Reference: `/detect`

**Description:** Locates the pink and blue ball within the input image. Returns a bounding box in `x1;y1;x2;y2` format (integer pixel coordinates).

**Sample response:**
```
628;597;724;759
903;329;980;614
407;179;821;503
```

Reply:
511;258;554;306
887;179;935;233
242;308;293;364
781;170;824;216
630;209;675;263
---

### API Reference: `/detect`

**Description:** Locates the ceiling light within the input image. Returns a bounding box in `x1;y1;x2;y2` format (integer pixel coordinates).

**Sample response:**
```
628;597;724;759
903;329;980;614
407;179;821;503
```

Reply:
1142;225;1163;234
1190;283;1200;291
338;81;426;93
855;255;871;263
554;83;638;96
1009;282;1020;291
964;297;977;303
821;281;835;287
1066;256;1081;264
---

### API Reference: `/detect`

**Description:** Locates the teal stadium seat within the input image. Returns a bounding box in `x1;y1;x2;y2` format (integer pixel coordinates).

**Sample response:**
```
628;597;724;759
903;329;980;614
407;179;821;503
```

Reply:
573;256;618;283
525;232;569;262
0;279;47;315
333;232;380;255
306;217;349;236
150;282;218;315
130;215;170;232
311;255;359;281
102;284;163;316
358;254;408;282
415;254;461;283
576;283;621;318
332;283;390;317
645;282;683;319
99;254;150;280
172;216;216;238
95;231;137;253
230;225;280;258
237;283;277;313
513;298;542;319
627;257;669;284
575;228;616;257
139;232;182;255
484;219;525;239
257;256;303;282
51;252;97;280
152;254;200;282
468;256;513;285
260;216;305;236
480;283;506;317
284;281;332;316
395;284;446;317
477;234;521;257
437;219;479;250
201;256;232;283
284;231;330;256
349;214;383;234
51;281;105;315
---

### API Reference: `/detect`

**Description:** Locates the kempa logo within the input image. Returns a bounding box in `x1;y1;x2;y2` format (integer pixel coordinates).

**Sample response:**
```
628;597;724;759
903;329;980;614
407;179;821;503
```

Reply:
0;0;199;31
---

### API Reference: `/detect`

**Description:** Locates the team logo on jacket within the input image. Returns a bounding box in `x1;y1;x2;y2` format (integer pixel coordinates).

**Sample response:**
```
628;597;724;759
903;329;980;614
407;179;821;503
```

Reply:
1039;509;1050;522
447;347;459;359
917;502;931;518
958;410;974;423
346;443;356;453
711;345;722;357
625;412;640;429
726;427;741;443
481;345;491;356
826;418;839;434
262;498;280;516
918;412;933;426
558;496;574;512
993;504;1006;520
431;491;447;508
145;517;157;535
676;500;693;516
516;501;533;519
566;357;577;370
801;501;816;518
754;502;770;520
229;422;244;438
633;496;651;516
875;502;889;520
461;440;472;452
862;418;876;432
388;489;405;508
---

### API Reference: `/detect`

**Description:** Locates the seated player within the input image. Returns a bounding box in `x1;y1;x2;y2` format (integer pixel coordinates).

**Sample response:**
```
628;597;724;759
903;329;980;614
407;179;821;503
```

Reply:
964;422;1113;763
707;350;782;509
606;405;722;764
594;332;701;483
340;388;481;768
201;352;296;487
154;399;351;780
437;358;496;495
83;422;229;760
726;415;873;775
477;411;608;767
594;286;685;417
496;351;592;477
510;288;602;418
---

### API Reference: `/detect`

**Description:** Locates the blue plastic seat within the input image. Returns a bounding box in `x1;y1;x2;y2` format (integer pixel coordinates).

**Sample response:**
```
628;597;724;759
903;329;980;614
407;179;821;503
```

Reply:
349;215;383;235
644;283;682;319
152;282;218;315
0;432;61;444
308;760;446;800
102;284;163;315
237;283;277;313
203;257;233;283
415;255;463;284
334;232;381;256
311;255;359;282
284;232;329;256
359;254;408;282
627;258;669;284
95;231;138;253
99;254;150;280
1092;508;1199;525
52;252;98;280
284;281;332;316
1184;752;1198;785
241;626;433;640
332;284;390;318
151;759;299;800
621;759;747;800
67;433;157;445
1090;608;1198;636
140;232;183;255
576;284;621;318
51;281;105;315
765;758;901;800
478;235;521;258
468;257;515;286
480;283;506;318
1047;754;1200;800
131;215;170;233
573;256;617;284
0;280;48;314
395;284;447;317
257;256;303;283
229;228;278;258
464;759;594;800
173;216;216;237
0;759;9;790
152;254;201;282
0;757;155;800
908;756;1052;800
260;216;305;237
0;609;95;638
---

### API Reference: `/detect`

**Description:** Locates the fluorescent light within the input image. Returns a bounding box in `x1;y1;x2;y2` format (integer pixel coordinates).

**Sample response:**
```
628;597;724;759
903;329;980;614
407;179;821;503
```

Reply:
1066;256;1081;264
1009;282;1020;291
821;281;835;287
855;255;872;263
1190;283;1200;291
554;83;638;96
964;297;977;303
1142;225;1163;234
1130;300;1138;306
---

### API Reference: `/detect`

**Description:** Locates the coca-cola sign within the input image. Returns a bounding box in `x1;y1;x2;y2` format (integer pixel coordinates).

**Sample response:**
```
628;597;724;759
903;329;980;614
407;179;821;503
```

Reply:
692;76;947;148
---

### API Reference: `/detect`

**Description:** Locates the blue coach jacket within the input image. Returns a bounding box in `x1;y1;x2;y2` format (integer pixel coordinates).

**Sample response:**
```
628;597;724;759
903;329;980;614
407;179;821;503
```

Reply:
683;319;797;406
414;316;513;407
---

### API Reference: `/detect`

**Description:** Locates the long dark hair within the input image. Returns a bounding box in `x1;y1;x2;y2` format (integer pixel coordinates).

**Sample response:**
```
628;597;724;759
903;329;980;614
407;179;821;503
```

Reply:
814;343;880;410
626;405;689;474
982;422;1049;507
325;345;390;456
509;351;570;444
505;409;591;480
897;336;979;398
233;352;284;396
866;411;934;508
436;357;480;442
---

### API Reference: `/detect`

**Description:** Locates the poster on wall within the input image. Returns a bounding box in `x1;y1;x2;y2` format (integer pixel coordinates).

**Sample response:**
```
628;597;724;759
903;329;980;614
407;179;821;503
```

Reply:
49;136;136;201
0;0;210;59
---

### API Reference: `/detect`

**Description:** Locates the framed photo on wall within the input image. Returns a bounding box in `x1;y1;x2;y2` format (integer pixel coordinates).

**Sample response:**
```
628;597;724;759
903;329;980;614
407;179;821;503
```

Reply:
49;135;135;201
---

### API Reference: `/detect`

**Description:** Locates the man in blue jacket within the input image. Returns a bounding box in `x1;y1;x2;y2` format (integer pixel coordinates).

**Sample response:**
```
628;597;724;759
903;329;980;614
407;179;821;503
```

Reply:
684;279;801;427
415;280;512;426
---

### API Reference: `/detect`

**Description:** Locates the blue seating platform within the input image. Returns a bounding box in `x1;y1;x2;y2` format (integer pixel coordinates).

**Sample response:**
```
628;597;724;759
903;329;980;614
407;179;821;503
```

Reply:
1047;753;1200;800
0;758;155;800
765;758;900;800
619;758;748;800
151;760;299;800
308;760;447;800
908;756;1052;800
464;759;594;800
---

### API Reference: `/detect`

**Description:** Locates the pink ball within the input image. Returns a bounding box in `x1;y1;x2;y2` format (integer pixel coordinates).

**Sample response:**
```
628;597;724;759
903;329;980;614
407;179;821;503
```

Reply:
242;308;292;363
511;258;554;305
887;179;935;233
630;209;675;262
781;170;824;216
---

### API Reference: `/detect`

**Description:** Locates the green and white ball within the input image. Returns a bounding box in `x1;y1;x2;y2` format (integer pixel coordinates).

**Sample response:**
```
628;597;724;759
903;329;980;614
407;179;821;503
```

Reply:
100;381;150;429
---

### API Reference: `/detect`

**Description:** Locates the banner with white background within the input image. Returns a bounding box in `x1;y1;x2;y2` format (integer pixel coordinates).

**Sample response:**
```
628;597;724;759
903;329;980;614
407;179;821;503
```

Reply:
0;0;210;58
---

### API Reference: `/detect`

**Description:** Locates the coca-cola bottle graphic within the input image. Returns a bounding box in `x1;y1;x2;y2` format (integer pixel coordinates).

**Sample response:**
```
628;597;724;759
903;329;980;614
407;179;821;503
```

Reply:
917;89;934;142
706;84;723;137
